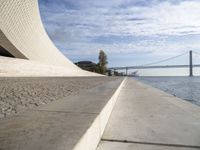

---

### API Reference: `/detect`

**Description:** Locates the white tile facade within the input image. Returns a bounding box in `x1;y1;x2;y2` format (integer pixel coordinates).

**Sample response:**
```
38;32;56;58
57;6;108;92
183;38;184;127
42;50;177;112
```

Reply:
0;0;88;73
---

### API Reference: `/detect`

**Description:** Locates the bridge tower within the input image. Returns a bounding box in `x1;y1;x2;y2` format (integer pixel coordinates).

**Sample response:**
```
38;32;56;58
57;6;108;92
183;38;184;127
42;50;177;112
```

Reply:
189;50;193;77
126;67;128;76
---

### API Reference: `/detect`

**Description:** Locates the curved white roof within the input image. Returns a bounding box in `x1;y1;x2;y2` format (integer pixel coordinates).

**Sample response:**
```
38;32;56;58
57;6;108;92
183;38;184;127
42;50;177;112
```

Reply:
0;0;98;76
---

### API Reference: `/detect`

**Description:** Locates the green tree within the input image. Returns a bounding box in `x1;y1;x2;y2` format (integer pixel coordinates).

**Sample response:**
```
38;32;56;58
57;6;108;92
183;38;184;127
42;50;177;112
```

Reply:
96;50;108;74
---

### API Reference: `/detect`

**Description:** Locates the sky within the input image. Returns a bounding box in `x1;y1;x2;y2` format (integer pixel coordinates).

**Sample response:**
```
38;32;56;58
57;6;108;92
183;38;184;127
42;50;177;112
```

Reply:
39;0;200;68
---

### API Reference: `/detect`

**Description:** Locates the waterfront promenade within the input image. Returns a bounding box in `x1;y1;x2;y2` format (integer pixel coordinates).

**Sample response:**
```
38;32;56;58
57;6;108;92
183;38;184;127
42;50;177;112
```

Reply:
98;78;200;150
0;77;200;150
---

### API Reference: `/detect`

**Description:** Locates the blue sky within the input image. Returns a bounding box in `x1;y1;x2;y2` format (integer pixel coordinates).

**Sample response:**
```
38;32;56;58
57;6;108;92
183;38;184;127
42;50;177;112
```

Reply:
39;0;200;67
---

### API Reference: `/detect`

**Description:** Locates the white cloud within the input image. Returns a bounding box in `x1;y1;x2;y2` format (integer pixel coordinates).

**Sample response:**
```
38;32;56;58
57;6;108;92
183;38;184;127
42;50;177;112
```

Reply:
44;0;200;37
40;0;200;64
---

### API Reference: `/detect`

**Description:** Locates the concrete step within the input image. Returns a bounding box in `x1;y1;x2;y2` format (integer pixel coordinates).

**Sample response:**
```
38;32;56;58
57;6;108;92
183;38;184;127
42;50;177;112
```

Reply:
0;77;126;150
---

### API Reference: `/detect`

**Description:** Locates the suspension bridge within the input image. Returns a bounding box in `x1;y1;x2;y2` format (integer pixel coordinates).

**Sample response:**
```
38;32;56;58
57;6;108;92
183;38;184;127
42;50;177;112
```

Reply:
109;50;200;76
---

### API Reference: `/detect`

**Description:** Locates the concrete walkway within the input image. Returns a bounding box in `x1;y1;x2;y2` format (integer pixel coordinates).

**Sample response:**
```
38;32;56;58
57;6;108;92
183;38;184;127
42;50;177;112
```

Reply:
98;78;200;150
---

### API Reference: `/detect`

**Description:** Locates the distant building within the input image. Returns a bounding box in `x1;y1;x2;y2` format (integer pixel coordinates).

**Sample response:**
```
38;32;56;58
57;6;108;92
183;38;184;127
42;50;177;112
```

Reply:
75;61;97;72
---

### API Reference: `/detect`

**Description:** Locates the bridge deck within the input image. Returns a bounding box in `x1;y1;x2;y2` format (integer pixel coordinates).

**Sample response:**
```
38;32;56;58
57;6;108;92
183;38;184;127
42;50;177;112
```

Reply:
109;64;200;70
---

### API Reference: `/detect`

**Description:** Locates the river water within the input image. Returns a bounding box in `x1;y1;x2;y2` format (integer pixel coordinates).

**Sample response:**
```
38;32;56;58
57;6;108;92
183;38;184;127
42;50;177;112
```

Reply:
135;76;200;106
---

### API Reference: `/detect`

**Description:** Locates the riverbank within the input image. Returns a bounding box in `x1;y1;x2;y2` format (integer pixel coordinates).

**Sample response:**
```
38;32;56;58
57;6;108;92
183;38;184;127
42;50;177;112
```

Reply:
136;76;200;106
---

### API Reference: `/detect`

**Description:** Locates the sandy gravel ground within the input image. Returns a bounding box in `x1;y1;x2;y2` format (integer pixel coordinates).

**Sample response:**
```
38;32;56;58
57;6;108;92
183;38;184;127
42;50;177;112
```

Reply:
0;77;119;118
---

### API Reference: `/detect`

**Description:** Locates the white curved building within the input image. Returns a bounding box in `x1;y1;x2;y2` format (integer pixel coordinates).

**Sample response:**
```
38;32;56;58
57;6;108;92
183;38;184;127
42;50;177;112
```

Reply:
0;0;98;76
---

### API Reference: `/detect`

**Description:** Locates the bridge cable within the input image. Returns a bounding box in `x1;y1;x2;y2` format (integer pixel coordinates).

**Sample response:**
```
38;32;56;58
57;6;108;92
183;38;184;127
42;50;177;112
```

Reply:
141;51;188;66
193;50;200;56
192;51;200;65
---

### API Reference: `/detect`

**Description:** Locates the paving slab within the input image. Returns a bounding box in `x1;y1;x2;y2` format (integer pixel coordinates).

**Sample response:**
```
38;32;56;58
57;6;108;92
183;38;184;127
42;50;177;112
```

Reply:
0;77;125;150
98;78;200;150
0;111;96;150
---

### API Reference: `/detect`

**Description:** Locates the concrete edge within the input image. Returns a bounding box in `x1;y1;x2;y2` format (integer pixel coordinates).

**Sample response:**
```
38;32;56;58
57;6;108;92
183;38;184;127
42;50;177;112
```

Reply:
131;77;200;119
73;77;127;150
